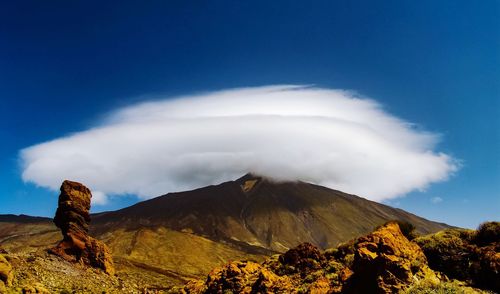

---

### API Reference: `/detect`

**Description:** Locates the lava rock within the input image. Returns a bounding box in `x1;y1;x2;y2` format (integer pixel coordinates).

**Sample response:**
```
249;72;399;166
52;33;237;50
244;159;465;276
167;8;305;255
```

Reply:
49;180;115;275
280;242;325;273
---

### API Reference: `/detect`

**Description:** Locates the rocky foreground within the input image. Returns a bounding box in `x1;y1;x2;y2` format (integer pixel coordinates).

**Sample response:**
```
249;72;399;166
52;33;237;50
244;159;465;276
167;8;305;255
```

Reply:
0;180;498;293
0;221;498;293
178;221;499;294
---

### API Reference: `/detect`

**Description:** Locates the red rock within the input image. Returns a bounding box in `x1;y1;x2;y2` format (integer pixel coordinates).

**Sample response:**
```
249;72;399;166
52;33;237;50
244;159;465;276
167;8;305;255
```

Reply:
49;180;115;275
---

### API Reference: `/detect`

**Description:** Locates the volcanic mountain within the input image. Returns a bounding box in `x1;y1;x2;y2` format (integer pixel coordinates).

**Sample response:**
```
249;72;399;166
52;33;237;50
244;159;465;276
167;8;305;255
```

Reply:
92;173;448;252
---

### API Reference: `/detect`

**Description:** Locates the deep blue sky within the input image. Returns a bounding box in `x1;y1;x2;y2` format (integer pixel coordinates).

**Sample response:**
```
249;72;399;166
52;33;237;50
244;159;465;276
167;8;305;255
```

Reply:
1;1;498;228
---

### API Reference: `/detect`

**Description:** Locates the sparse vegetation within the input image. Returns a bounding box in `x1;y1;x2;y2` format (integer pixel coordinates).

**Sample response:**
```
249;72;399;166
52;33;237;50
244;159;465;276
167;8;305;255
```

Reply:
181;222;494;293
474;221;500;246
396;220;418;240
405;279;490;294
414;222;499;293
377;220;418;240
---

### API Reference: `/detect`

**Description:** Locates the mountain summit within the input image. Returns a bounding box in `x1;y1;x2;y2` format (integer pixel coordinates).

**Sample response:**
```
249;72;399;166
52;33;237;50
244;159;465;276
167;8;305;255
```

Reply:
92;173;448;252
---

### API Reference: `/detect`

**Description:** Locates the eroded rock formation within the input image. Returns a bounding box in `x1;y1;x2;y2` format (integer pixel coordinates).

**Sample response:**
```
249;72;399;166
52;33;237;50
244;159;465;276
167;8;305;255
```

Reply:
345;221;438;293
49;180;115;275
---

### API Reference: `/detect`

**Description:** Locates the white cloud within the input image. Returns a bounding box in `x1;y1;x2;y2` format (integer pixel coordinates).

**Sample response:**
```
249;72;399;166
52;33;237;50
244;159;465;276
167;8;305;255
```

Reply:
431;196;444;204
91;190;108;205
20;85;459;204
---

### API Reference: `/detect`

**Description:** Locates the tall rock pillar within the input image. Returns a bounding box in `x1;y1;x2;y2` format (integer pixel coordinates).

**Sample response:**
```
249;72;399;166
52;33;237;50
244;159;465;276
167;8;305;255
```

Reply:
50;180;115;275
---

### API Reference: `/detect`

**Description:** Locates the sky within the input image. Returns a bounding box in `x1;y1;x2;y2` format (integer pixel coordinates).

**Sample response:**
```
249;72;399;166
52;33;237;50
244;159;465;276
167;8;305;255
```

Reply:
1;1;499;229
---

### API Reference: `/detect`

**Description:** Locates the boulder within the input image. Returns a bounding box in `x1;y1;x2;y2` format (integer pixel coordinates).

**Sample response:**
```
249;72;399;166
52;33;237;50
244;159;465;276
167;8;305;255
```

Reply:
49;180;115;275
345;222;438;293
279;242;325;273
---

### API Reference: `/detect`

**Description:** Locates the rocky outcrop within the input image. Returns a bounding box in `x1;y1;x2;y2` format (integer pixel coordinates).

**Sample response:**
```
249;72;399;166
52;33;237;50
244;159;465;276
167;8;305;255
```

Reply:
0;253;13;292
181;222;445;294
344;221;438;293
49;180;114;275
184;261;294;293
279;242;325;273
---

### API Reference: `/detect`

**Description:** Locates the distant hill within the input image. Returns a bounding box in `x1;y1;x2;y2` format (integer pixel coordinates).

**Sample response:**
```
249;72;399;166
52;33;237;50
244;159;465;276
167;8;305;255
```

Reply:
0;214;50;223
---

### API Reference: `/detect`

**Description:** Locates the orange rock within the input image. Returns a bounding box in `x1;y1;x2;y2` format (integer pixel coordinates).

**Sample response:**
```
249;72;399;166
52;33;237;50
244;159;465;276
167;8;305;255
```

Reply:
179;223;442;293
309;276;330;294
185;260;293;293
345;222;437;293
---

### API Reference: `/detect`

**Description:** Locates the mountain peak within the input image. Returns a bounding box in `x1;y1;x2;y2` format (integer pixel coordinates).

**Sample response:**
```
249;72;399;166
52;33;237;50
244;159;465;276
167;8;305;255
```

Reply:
235;173;263;193
236;172;262;182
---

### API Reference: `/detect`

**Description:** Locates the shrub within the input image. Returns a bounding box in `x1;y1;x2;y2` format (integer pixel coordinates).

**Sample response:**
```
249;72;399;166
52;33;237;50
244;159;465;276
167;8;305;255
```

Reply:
405;279;487;294
414;229;473;281
377;220;417;240
415;227;500;292
396;220;418;240
474;221;500;246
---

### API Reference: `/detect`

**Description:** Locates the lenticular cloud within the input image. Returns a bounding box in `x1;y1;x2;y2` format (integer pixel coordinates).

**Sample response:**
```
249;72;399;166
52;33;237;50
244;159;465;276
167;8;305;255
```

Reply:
20;85;459;204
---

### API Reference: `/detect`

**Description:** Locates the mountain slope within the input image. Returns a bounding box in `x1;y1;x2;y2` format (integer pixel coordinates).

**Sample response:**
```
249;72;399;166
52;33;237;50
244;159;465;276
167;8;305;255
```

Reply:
92;174;449;252
0;219;265;291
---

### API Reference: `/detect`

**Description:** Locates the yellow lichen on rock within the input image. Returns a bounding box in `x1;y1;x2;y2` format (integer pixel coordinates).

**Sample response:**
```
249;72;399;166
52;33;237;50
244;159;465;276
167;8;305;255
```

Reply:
308;276;330;294
0;254;13;288
347;221;439;293
21;283;50;293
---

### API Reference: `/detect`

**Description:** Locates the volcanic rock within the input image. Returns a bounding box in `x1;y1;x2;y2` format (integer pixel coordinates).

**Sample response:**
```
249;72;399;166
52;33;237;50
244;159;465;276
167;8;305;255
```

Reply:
49;180;114;275
345;221;438;293
184;260;294;293
177;222;500;293
279;242;325;273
